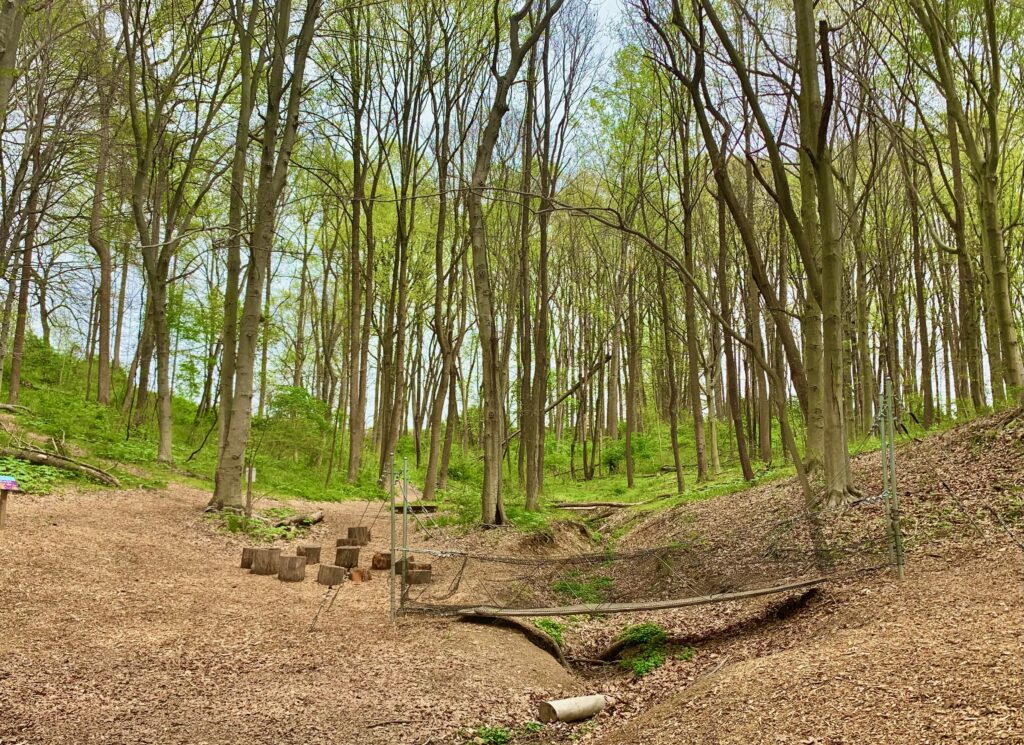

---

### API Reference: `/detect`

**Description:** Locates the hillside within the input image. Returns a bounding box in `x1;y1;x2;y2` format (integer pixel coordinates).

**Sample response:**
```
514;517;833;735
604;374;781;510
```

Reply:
1;410;1021;744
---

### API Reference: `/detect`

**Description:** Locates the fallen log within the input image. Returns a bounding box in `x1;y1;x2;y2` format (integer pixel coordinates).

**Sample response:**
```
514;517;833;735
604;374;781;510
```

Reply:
538;694;612;724
272;510;324;528
550;498;658;510
461;577;827;618
0;404;29;414
0;448;119;487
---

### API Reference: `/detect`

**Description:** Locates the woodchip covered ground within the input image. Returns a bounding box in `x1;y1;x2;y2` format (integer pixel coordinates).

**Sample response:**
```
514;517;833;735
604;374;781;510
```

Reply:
1;412;1023;744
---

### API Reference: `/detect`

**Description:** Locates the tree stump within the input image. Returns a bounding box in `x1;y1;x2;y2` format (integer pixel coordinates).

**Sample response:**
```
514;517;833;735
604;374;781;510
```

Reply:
297;545;321;565
371;552;392;570
347;526;370;545
403;568;431;585
334;546;360;568
350;567;371;583
336;538;354;547
278;555;306;582
250;547;281;575
393;556;416;575
240;546;258;569
317;564;347;586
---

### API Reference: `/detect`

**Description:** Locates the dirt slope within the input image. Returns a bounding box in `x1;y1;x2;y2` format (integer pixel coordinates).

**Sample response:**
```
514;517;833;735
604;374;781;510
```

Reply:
0;486;575;745
591;548;1023;744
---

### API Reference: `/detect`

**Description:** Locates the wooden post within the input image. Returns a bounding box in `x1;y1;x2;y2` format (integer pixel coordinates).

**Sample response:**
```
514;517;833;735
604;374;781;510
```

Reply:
388;452;397;621
277;555;306;582
0;489;8;529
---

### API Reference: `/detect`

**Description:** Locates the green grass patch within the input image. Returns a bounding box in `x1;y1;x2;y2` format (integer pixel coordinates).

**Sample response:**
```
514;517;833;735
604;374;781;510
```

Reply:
551;571;613;603
533;618;565;647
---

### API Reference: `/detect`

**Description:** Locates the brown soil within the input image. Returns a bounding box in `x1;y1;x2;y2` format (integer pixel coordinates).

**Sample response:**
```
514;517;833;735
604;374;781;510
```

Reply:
0;487;576;745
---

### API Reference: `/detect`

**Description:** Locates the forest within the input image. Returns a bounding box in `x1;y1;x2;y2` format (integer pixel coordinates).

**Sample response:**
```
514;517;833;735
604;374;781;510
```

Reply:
0;0;1022;743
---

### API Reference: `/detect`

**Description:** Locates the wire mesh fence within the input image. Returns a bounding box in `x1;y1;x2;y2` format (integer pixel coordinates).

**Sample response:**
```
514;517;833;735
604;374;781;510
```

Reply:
394;493;894;616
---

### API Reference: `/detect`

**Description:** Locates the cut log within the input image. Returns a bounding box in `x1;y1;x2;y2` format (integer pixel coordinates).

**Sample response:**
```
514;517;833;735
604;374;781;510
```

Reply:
350;567;370;583
0;448;119;487
277;555;306;582
403;568;431;585
347;526;370;545
371;552;392;570
296;545;321;564
272;510;324;528
393;556;413;575
336;537;354;547
0;490;8;529
538;695;610;724
317;564;347;586
240;546;258;569
334;546;360;568
250;547;282;575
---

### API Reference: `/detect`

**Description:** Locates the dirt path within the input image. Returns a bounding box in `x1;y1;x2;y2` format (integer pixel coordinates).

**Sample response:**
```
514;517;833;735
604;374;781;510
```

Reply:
0;485;575;745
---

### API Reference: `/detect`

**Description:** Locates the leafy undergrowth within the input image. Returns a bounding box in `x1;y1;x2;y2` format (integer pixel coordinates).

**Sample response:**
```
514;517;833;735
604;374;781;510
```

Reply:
202;505;313;543
0;456;63;493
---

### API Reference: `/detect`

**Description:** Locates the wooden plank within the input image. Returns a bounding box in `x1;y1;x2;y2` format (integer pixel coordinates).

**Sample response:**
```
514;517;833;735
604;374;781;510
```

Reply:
458;577;826;618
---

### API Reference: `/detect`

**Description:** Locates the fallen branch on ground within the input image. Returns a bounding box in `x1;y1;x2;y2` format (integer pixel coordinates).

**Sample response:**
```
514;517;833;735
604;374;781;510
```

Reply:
551;498;659;510
272;510;324;528
0;404;30;414
0;447;119;486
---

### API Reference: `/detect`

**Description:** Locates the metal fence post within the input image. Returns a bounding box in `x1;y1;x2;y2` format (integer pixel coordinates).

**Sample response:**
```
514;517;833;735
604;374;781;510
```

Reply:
388;452;397;622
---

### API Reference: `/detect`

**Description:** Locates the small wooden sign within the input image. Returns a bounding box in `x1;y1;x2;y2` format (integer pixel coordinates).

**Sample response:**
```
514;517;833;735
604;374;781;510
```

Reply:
0;475;19;529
